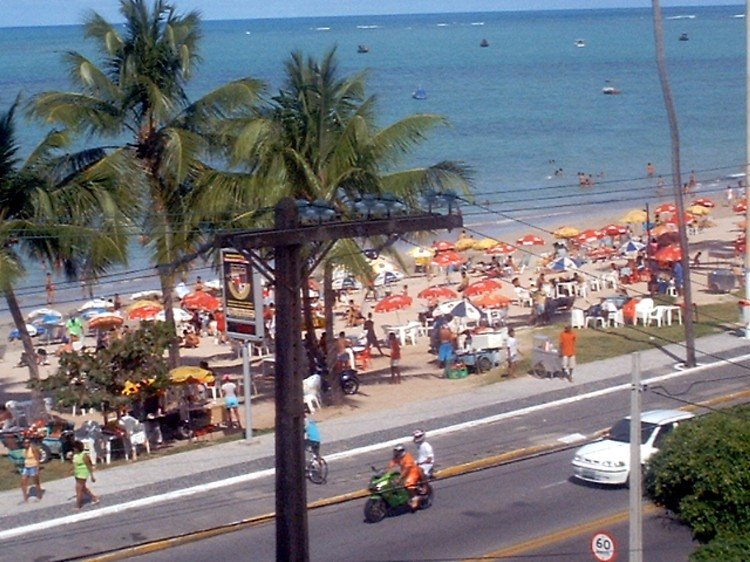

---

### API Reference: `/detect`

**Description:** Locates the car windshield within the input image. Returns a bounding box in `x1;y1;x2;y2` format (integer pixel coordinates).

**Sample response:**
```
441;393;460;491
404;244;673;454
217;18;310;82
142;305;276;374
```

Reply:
608;419;658;444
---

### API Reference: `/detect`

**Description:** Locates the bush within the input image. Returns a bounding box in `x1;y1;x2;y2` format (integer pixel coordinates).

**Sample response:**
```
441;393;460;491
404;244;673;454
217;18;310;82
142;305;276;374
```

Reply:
645;405;750;544
690;533;750;561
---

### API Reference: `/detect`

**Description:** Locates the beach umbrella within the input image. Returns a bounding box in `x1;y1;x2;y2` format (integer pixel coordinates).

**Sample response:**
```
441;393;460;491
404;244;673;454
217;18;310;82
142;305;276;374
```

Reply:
474;293;512;309
620;209;647;224
601;224;628;237
408;246;434;259
687;204;711;216
665;212;695;225
655;203;677;215
78;298;113;312
417;286;458;300
8;324;39;340
486;242;516;256
464;278;503;296
203;278;222;292
455;237;476;252
81;307;109;320
472;238;499;251
332;275;361;291
155;308;193;323
169;366;215;385
553;226;580;239
516;234;545;246
654;245;682;263
374;294;413;313
127;300;162;312
691;197;715;208
576;229;602;245
182;291;221;312
434;299;484;320
549;257;580;272
27;308;62;323
128;303;163;321
619;239;645;255
368;255;396;274
374;270;404;287
733;201;747;214
130;289;162;301
433;240;455;252
88;312;124;331
431;251;467;267
652;223;679;237
174;282;191;299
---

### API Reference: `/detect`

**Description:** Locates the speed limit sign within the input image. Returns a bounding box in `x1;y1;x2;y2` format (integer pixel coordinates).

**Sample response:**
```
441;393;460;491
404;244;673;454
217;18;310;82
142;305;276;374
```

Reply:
590;531;617;561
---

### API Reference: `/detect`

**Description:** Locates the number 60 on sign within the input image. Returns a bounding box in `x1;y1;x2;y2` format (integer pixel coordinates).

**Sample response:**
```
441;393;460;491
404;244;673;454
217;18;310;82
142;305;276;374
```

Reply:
590;531;617;561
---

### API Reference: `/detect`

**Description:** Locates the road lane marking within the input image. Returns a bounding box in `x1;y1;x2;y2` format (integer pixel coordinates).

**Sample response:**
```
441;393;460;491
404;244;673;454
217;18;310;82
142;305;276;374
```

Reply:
3;357;749;544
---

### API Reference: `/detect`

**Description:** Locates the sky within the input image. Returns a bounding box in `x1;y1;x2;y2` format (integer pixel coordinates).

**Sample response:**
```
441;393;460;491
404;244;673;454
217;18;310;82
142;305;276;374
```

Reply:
0;1;741;28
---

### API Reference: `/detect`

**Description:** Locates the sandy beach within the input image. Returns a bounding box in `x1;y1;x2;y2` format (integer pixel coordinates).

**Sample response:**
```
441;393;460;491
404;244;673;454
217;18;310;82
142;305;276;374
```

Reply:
0;185;745;434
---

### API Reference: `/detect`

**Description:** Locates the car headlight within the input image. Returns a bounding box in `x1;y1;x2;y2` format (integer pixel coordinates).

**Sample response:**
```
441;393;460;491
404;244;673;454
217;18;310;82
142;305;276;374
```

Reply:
600;460;626;468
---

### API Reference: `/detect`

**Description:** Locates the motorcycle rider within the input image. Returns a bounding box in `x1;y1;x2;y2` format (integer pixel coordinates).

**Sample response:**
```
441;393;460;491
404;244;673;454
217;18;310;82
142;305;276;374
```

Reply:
388;444;422;510
413;429;434;479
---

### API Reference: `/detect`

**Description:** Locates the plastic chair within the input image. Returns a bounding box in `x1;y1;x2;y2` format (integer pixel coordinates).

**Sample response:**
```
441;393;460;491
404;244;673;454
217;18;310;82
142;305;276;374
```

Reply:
119;415;151;461
635;298;655;326
303;374;322;413
608;309;625;328
645;307;665;327
570;309;585;329
355;347;372;371
585;315;606;328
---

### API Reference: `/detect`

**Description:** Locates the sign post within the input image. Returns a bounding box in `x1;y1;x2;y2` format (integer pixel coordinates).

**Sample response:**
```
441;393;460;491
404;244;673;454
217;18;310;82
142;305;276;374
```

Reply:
221;249;265;440
591;531;618;561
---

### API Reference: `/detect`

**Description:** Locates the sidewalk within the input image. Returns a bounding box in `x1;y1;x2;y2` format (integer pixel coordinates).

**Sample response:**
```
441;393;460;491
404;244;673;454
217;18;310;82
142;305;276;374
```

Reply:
1;331;748;530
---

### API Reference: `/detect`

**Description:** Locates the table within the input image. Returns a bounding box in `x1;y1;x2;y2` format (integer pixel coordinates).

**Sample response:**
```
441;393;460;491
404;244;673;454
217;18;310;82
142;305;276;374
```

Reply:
381;323;419;346
655;305;682;326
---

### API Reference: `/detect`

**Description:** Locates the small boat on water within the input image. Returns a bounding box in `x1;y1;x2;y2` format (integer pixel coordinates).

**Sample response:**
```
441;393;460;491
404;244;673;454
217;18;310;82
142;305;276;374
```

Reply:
575;39;586;48
602;86;622;95
480;38;489;48
357;44;370;53
679;33;689;41
412;86;427;100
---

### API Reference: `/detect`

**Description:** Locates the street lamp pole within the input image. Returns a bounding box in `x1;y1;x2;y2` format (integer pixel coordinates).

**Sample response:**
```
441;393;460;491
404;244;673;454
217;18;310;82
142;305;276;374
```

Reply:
744;0;750;338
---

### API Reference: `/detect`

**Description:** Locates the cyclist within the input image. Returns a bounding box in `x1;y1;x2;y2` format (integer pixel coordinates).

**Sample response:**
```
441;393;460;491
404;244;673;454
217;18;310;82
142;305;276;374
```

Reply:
388;444;422;510
304;416;321;458
413;429;435;479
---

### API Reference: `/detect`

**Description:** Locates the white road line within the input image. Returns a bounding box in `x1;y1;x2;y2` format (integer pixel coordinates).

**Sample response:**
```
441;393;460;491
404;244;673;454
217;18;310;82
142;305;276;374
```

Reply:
2;352;747;541
540;480;568;490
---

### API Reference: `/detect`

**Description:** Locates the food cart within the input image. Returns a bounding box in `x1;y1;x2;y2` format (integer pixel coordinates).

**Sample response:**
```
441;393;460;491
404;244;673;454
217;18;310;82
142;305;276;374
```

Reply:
531;335;564;379
455;330;507;373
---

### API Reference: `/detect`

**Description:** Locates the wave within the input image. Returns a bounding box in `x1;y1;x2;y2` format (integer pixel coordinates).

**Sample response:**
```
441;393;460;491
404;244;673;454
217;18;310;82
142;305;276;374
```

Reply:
666;15;696;20
470;22;485;26
314;26;331;31
436;23;449;27
356;25;382;29
732;14;745;19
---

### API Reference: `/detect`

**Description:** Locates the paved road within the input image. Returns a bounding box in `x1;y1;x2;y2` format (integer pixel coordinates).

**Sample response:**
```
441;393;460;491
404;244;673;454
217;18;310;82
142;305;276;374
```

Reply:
7;346;747;560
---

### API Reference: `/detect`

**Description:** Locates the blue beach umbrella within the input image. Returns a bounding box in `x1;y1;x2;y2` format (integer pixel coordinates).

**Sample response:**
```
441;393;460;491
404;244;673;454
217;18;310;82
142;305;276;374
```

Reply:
550;257;580;272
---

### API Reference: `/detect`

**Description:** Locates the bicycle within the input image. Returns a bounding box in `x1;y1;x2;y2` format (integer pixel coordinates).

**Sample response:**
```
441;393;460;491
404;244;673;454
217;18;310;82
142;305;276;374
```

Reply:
305;444;328;485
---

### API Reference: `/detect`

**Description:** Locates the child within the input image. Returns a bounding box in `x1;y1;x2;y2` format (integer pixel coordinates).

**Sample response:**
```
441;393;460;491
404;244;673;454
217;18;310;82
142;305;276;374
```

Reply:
388;332;402;384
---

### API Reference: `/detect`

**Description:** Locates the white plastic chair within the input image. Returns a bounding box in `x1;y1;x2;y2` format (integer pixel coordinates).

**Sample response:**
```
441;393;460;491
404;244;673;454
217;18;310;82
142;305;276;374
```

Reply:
303;374;322;413
608;309;625;328
585;315;606;328
514;287;533;307
635;298;655;326
570;309;585;329
645;306;665;327
588;277;602;292
118;415;151;461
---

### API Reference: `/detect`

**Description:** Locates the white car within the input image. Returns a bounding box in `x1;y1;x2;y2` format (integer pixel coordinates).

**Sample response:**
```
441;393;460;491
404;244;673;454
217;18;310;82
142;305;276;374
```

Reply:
572;409;694;486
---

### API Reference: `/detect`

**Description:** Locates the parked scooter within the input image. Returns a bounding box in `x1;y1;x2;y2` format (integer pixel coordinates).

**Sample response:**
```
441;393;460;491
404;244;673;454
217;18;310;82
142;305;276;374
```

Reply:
315;359;360;395
363;466;433;523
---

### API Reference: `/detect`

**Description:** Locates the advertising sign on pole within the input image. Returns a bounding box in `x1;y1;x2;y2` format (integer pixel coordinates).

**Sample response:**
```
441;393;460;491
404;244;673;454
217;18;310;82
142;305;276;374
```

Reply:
221;248;264;342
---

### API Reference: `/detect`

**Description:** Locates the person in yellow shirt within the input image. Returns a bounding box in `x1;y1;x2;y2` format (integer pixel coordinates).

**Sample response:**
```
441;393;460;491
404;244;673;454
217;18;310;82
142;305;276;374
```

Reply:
20;439;43;502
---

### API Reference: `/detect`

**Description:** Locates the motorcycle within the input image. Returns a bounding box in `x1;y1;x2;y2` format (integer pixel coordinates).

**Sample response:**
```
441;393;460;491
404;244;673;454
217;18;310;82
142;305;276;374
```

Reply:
315;359;360;395
363;466;433;523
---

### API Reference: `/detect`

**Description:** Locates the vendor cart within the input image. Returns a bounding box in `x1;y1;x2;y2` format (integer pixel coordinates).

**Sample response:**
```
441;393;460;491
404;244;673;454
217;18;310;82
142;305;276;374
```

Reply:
531;335;564;379
455;330;507;373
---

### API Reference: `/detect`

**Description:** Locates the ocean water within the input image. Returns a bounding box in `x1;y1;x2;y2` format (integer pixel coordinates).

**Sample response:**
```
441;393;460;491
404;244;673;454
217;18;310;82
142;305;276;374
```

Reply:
0;6;746;309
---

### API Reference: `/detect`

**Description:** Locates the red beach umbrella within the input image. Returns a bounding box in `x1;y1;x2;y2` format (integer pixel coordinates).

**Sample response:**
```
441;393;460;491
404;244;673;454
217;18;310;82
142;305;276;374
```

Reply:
88;312;124;331
516;234;545;246
733;201;747;214
128;303;163;321
691;197;715;208
374;294;413;313
486;242;516;256
655;203;677;215
474;292;512;309
654;245;682;263
432;240;455;252
576;229;602;245
182;291;221;312
417;286;458;300
431;251;467;267
601;224;628;237
464;279;503;296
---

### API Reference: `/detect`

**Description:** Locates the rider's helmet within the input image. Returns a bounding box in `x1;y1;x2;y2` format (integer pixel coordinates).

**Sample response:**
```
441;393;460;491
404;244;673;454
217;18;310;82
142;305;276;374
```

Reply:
393;444;405;458
412;429;425;444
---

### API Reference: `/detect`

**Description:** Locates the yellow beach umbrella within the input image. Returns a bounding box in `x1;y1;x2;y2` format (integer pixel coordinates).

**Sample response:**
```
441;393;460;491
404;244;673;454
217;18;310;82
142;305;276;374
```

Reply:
472;238;499;251
620;209;647;224
687;204;711;216
553;226;580;239
455;237;476;252
169;366;215;385
408;247;434;259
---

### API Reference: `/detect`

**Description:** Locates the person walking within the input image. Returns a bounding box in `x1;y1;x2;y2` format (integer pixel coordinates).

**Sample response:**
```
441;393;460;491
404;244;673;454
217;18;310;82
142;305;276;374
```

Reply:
559;325;577;382
20;438;43;502
220;375;242;429
45;273;55;305
72;440;99;509
363;313;384;355
506;328;520;378
388;332;402;384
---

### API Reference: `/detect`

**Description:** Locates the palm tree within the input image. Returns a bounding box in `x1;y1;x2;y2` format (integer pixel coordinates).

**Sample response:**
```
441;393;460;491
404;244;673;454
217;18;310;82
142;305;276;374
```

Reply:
0;97;131;409
29;0;264;367
225;48;472;382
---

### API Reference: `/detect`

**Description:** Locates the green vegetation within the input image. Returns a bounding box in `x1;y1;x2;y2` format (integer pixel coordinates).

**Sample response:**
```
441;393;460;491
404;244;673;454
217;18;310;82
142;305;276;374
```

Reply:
645;404;750;560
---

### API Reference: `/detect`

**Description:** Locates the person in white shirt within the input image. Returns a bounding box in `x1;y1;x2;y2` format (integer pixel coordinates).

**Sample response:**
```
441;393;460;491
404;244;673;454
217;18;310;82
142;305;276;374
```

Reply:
413;429;434;479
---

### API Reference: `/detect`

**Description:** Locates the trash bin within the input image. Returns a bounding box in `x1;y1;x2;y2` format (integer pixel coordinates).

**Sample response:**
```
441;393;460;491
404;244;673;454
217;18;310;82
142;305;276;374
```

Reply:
707;269;735;293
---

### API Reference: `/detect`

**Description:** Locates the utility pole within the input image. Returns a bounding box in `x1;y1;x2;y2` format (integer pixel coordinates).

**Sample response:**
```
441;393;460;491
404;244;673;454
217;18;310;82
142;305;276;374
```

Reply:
744;0;750;338
629;353;643;562
219;196;462;561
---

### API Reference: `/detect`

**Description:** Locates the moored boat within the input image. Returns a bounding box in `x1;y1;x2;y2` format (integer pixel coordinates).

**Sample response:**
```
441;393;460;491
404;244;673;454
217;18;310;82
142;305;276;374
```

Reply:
412;86;427;100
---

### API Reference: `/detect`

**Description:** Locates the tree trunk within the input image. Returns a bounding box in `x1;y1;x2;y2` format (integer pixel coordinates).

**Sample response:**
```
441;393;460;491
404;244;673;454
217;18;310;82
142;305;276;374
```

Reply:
323;260;344;405
158;268;181;369
301;276;318;373
651;0;696;366
5;288;45;418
